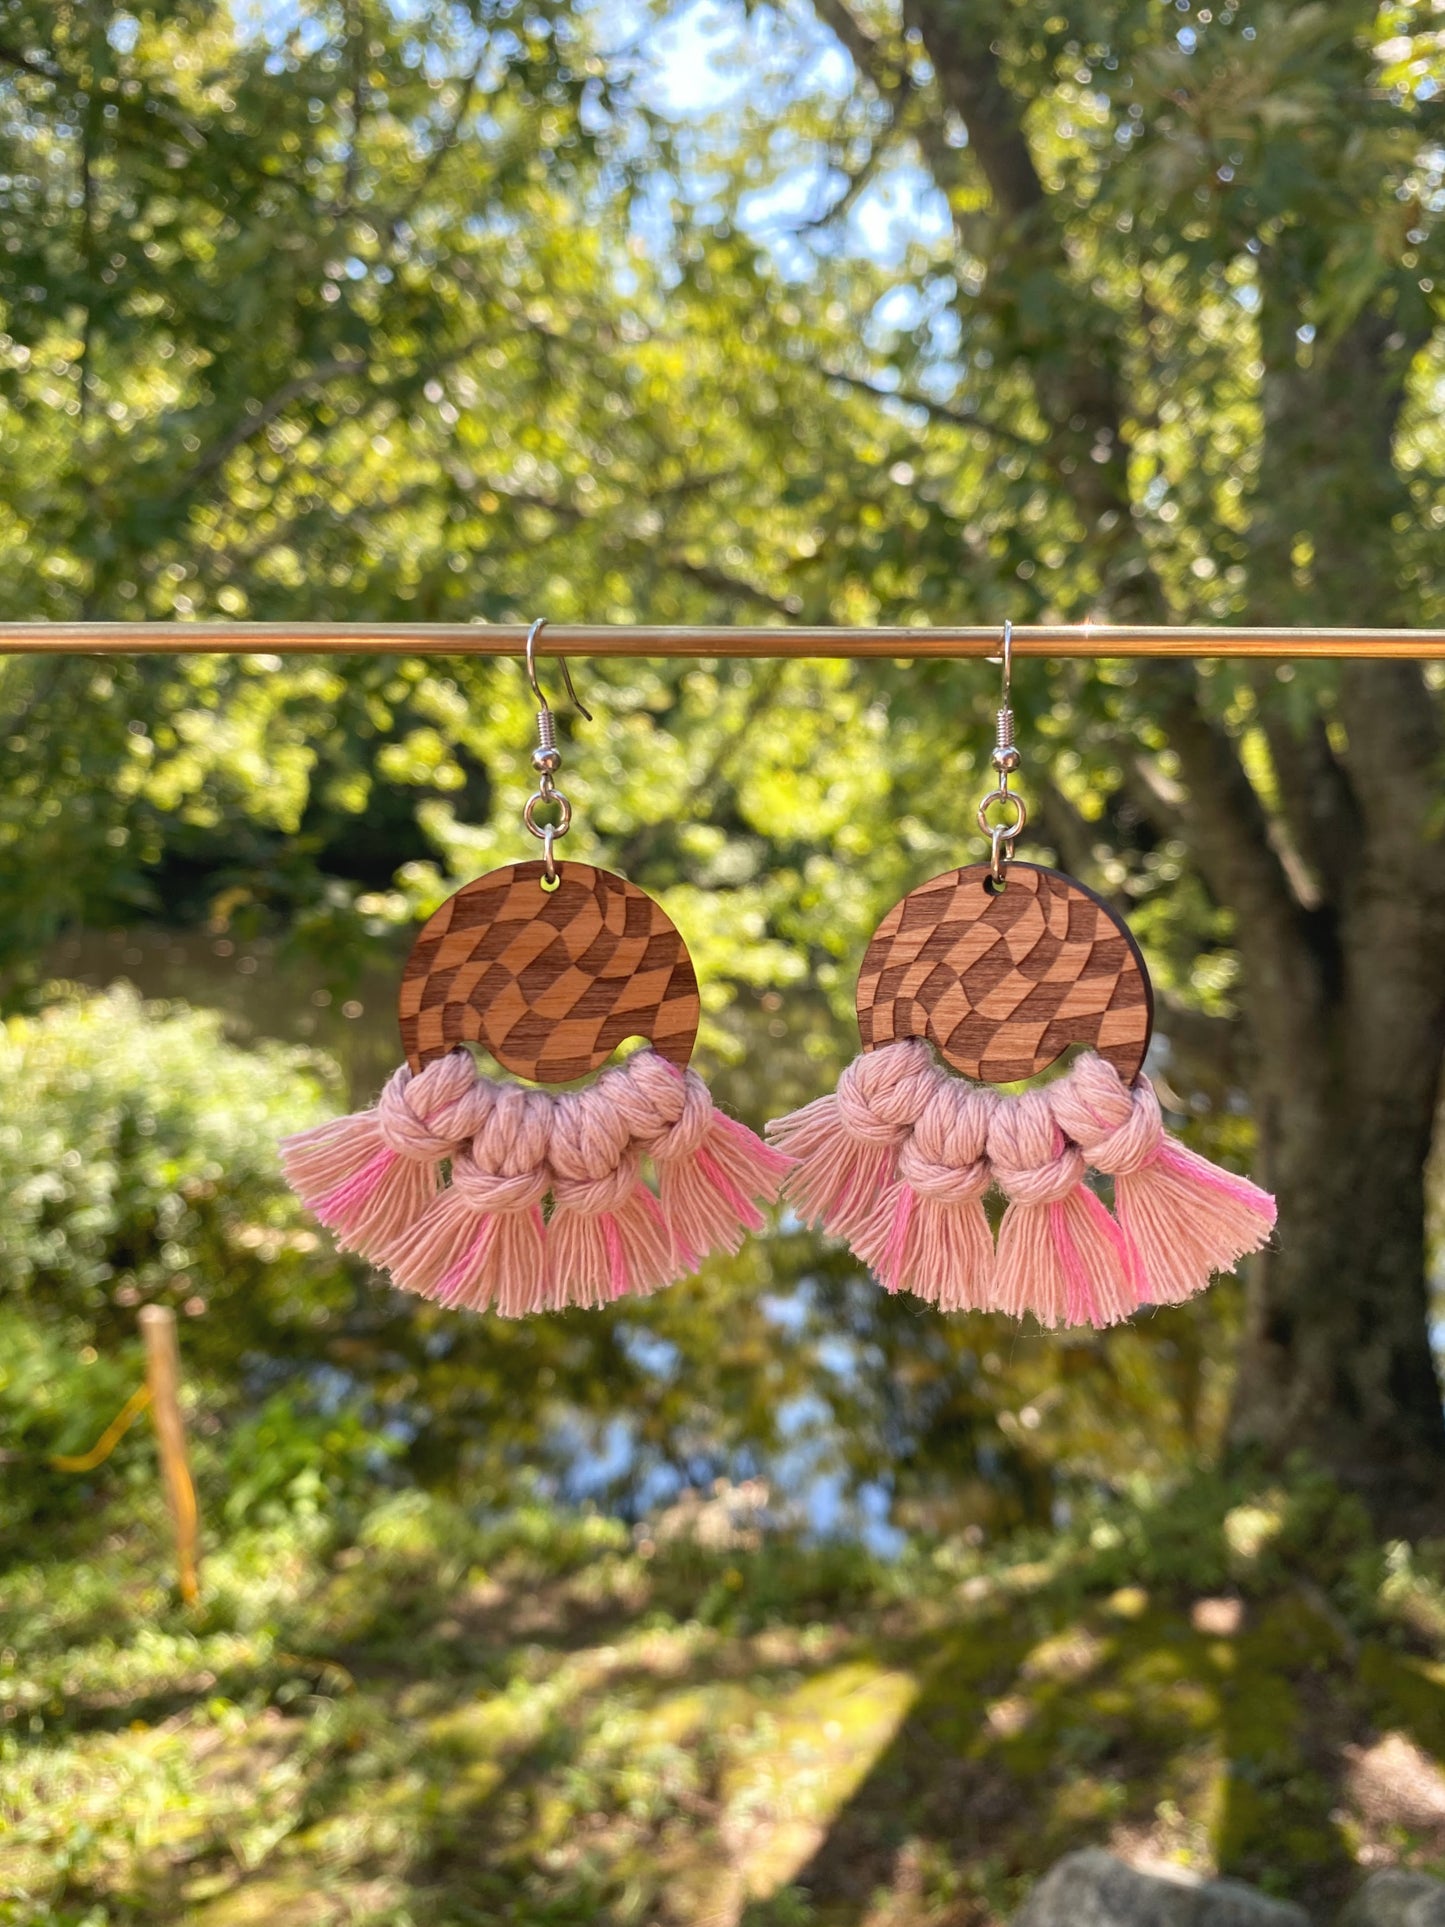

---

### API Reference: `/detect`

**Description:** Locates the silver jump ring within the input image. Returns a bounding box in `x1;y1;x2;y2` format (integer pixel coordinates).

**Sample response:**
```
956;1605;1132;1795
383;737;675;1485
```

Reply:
523;789;572;842
976;788;1028;840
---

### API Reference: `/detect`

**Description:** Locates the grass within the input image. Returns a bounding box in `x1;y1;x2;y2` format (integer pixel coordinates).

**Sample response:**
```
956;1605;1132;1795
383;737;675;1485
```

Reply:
5;1473;1445;1926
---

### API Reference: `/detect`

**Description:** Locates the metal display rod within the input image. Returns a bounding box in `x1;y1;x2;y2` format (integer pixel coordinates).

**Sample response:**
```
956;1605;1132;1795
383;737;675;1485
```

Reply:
0;622;1442;659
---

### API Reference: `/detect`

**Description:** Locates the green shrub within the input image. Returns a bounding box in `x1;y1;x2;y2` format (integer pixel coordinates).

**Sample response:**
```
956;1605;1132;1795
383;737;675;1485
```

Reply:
0;1306;152;1534
0;984;346;1353
1060;1460;1382;1613
0;988;376;1539
222;1391;403;1527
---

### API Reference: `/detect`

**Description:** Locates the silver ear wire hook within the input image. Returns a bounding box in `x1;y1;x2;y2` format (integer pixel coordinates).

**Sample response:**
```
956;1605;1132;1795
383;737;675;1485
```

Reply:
976;618;1027;888
521;617;591;887
524;616;593;723
991;620;1018;774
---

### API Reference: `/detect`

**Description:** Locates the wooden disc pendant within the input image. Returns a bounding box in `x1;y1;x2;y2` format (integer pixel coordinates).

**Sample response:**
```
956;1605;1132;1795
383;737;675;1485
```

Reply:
399;860;700;1082
856;861;1153;1085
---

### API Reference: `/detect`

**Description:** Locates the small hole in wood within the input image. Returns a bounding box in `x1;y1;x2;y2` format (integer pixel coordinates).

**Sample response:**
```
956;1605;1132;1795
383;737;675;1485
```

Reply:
983;874;1006;896
539;874;561;895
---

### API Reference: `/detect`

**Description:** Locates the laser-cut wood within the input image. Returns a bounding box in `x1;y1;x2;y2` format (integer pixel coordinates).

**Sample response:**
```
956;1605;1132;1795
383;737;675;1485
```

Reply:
399;860;699;1082
857;862;1153;1084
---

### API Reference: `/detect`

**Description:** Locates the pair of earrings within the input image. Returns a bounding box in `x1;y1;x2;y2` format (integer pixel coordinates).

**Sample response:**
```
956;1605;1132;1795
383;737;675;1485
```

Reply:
283;624;1275;1326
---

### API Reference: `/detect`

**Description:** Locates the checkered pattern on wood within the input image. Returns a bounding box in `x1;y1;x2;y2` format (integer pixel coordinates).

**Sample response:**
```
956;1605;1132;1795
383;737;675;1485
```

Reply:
856;862;1153;1084
399;860;700;1082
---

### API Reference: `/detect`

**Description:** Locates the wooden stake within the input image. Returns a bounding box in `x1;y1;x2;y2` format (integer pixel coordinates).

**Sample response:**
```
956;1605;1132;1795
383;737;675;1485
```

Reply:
138;1306;200;1604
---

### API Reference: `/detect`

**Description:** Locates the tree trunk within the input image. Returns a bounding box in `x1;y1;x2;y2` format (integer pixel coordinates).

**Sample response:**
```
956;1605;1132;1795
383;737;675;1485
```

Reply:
1232;924;1445;1521
1224;296;1445;1521
1225;659;1445;1520
859;0;1445;1516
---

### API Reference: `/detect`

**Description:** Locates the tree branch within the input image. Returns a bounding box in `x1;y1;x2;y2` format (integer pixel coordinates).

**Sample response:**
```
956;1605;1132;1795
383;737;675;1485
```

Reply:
381;60;484;252
899;0;1044;221
813;362;1043;452
1246;675;1361;907
164;312;519;513
895;0;1167;619
164;355;369;501
665;557;800;615
1152;664;1326;1037
1123;752;1188;844
794;117;905;234
813;2;970;203
0;39;60;83
810;1;901;98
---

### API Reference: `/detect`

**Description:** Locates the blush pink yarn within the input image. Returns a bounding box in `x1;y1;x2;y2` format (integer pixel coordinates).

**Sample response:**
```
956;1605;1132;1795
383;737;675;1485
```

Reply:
767;1039;941;1238
548;1076;675;1308
279;1049;491;1255
762;1035;1275;1328
385;1085;553;1317
1048;1053;1276;1303
987;1089;1136;1329
285;1044;790;1318
853;1080;998;1310
622;1051;794;1269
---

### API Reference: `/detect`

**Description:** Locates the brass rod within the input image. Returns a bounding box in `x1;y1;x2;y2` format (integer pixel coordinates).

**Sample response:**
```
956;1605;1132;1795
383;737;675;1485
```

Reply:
0;622;1443;659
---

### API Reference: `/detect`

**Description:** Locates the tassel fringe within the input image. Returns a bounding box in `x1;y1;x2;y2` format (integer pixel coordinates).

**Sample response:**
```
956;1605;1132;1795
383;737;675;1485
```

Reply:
279;1050;490;1253
285;1032;1275;1330
283;1049;791;1317
764;1039;938;1240
1116;1141;1276;1306
769;1043;1276;1329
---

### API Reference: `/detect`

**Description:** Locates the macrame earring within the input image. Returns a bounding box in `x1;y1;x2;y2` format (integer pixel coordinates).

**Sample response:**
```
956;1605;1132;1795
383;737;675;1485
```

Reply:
767;624;1275;1328
282;621;791;1316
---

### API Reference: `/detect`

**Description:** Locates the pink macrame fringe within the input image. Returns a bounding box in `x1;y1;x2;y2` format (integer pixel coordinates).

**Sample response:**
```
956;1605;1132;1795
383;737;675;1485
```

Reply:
386;1193;552;1317
850;1078;997;1309
384;1188;496;1303
436;1208;549;1318
765;1044;1276;1329
1116;1139;1276;1305
988;1093;1139;1330
1045;1050;1277;1309
659;1106;795;1265
993;1186;1137;1330
549;1183;677;1310
762;1090;879;1232
279;1050;486;1254
852;1183;995;1310
282;1124;440;1254
765;1039;937;1239
283;1048;790;1318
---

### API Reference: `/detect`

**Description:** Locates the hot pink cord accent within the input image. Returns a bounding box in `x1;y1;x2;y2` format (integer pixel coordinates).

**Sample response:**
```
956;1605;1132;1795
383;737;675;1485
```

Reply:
766;1042;1275;1326
284;1047;789;1317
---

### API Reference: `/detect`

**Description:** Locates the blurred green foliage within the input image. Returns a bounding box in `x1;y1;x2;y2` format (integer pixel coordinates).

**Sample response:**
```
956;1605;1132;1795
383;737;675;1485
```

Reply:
220;1394;401;1530
5;1463;1445;1924
0;0;1383;1534
0;987;335;1321
0;0;1444;1909
0;986;1239;1549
